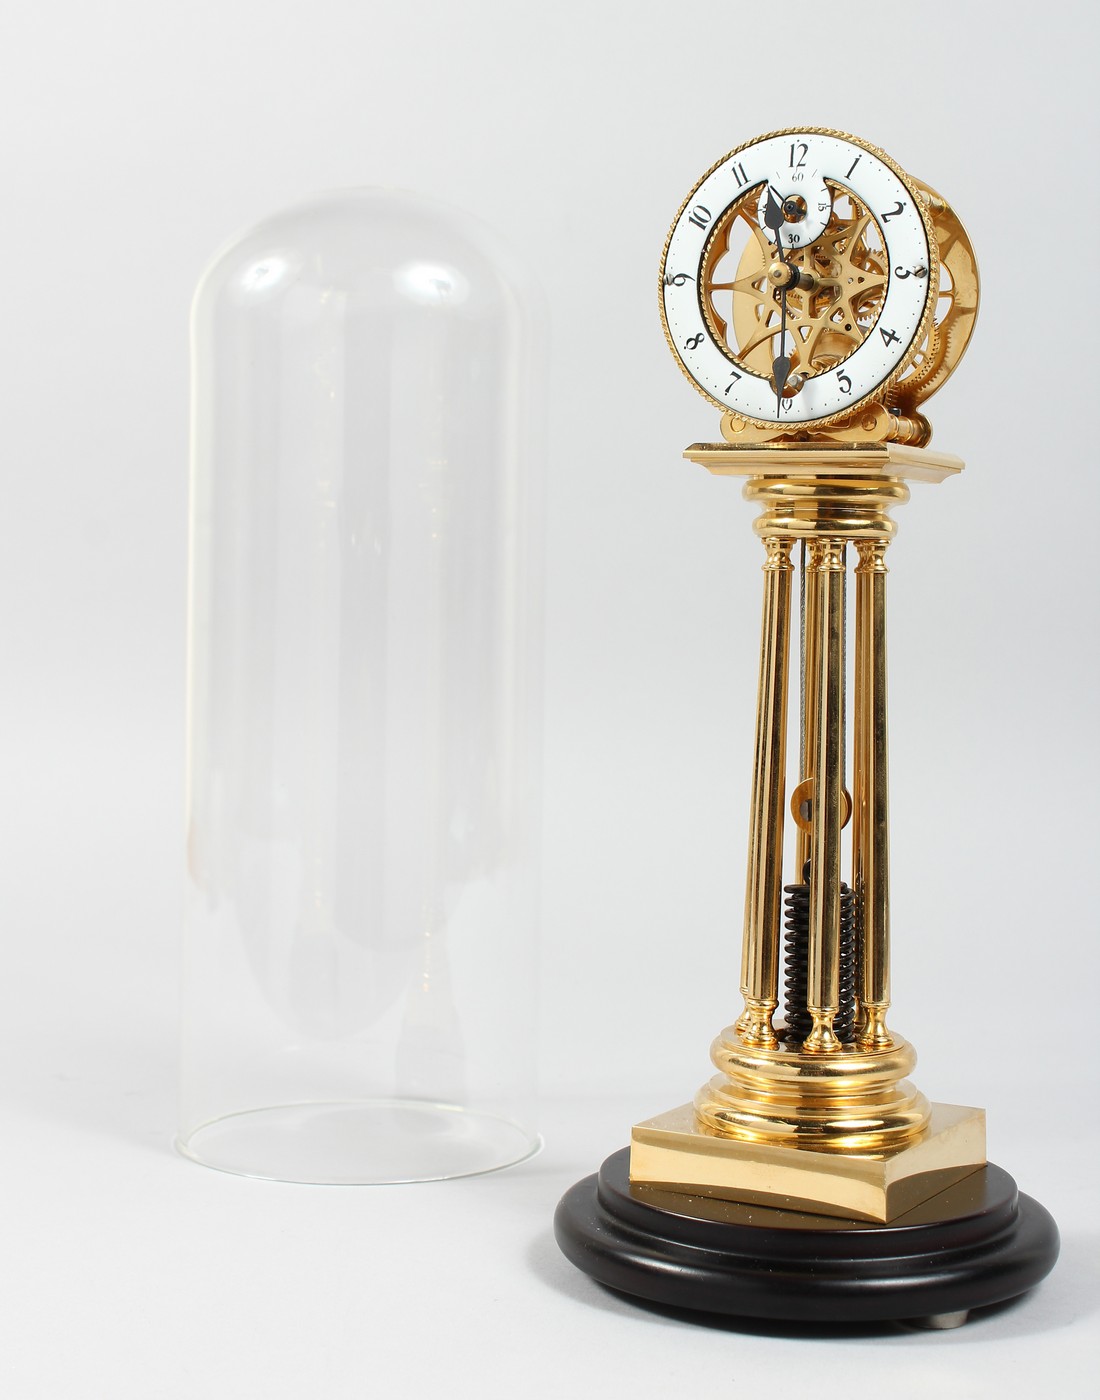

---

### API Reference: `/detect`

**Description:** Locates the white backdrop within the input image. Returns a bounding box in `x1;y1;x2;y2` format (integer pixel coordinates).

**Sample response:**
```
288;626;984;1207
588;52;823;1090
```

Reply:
3;0;1097;1103
1;5;1098;1391
4;0;1098;1100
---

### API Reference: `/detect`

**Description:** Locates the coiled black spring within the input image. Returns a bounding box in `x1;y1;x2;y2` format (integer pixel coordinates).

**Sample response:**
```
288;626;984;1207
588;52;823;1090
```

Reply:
835;883;858;1044
782;868;812;1043
782;859;859;1045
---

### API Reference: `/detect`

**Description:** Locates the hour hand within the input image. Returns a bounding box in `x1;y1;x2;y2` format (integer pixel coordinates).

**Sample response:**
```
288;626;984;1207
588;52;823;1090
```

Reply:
762;186;786;251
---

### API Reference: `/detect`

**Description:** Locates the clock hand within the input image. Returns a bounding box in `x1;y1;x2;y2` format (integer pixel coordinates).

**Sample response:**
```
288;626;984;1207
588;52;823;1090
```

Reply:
763;187;792;413
763;185;786;256
773;290;791;416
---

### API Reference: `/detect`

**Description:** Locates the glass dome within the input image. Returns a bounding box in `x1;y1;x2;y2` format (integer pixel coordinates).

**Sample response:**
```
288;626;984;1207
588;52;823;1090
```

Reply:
180;190;544;1183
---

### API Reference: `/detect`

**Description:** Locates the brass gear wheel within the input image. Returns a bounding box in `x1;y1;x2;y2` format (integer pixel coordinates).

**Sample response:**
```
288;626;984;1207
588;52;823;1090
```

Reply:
891;178;979;413
702;185;890;384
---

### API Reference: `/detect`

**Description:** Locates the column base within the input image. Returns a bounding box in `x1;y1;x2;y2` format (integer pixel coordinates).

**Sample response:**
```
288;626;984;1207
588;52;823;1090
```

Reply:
696;1030;933;1156
553;1148;1058;1326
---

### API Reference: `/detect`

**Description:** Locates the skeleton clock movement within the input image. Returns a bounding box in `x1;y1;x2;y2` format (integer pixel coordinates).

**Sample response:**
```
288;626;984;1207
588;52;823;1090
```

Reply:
554;128;1059;1327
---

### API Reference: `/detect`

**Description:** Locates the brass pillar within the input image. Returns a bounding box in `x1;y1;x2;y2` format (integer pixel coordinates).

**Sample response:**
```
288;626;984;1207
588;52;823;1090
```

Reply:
634;449;974;1213
737;535;793;1049
804;538;846;1054
794;541;822;877
854;539;893;1048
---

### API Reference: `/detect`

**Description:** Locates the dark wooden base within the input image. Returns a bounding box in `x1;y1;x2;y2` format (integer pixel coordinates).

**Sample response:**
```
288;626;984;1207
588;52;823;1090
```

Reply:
554;1148;1058;1326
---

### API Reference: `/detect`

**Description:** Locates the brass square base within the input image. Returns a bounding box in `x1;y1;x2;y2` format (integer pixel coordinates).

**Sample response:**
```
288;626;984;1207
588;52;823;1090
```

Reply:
629;1102;986;1223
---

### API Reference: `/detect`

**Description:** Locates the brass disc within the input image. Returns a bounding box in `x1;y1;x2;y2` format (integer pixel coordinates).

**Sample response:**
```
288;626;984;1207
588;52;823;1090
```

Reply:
790;777;852;832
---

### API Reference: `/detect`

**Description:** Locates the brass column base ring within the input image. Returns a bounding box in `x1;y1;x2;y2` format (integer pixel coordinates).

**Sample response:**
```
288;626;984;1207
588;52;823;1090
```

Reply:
695;1031;930;1153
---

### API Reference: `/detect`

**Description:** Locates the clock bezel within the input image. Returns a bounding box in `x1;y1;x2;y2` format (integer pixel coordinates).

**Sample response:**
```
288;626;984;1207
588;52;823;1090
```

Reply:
659;127;941;429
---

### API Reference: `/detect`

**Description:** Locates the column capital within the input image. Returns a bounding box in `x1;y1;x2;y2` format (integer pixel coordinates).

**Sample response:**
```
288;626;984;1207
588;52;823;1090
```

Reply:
855;539;890;573
808;537;847;572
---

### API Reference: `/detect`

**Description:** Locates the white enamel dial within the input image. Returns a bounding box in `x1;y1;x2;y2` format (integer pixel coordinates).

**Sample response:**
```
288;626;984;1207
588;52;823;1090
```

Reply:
660;129;938;427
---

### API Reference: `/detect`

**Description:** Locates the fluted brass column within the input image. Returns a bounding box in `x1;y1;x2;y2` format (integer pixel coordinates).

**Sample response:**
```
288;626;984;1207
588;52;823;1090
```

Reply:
804;538;847;1054
794;541;822;877
736;535;793;1049
854;539;893;1049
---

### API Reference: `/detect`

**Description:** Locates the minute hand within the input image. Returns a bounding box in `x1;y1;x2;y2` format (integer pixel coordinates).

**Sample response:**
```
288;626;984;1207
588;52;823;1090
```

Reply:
763;188;792;414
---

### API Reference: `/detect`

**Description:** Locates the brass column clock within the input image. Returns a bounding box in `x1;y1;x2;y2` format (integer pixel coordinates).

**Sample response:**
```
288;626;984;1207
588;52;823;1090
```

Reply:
554;128;1059;1327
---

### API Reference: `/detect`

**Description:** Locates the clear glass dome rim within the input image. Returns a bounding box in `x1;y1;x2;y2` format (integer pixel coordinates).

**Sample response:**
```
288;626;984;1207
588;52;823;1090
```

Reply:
175;1098;543;1186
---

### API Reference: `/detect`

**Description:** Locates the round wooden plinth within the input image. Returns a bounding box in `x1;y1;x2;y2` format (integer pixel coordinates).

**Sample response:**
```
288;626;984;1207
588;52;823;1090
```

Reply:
553;1148;1058;1326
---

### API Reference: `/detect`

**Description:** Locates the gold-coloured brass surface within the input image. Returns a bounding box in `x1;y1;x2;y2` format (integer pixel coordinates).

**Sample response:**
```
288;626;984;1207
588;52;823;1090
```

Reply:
745;475;911;541
736;536;793;1049
854;539;892;1046
767;260;819;293
630;1101;986;1222
683;442;964;1170
783;778;850;828
794;541;822;876
629;1156;991;1232
805;539;846;1054
790;778;852;833
719;402;934;446
734;997;778;1049
696;1028;931;1152
894;178;980;414
707;174;976;441
720;190;890;382
688;441;963;485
